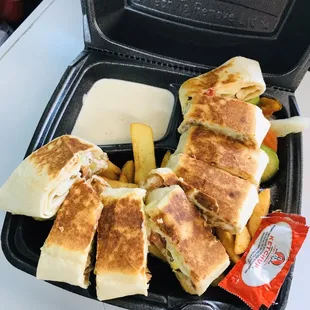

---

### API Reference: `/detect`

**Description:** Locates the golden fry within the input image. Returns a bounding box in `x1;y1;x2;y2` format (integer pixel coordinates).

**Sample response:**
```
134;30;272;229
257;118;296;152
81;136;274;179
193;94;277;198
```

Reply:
258;97;282;119
247;189;271;238
102;177;138;188
216;228;240;264
234;227;251;255
160;150;171;168
119;174;128;183
130;123;156;185
121;160;135;183
99;160;121;180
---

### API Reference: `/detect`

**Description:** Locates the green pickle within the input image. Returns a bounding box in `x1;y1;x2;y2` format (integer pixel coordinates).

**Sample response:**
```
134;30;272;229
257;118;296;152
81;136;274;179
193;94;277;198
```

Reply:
247;97;260;105
261;145;279;183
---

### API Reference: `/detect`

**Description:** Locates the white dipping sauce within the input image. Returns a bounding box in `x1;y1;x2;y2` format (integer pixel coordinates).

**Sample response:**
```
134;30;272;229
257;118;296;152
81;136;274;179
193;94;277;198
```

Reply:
72;79;175;145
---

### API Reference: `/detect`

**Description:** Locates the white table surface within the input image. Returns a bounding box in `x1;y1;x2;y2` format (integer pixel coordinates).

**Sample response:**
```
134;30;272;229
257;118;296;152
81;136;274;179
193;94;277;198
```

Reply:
0;0;309;309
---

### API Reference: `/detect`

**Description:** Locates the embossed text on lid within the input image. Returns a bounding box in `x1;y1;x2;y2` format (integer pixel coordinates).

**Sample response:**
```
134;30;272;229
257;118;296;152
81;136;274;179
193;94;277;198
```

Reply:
131;0;291;34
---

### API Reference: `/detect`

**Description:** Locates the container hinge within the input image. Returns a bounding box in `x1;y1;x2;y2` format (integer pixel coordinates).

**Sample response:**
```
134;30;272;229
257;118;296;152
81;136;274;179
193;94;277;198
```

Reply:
86;46;295;92
85;45;205;76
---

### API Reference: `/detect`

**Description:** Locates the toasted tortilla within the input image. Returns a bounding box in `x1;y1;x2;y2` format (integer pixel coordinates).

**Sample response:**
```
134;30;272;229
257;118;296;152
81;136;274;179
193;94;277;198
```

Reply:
95;187;150;301
175;126;269;184
36;177;106;288
143;168;219;214
145;185;230;295
178;95;270;148
0;135;108;218
167;154;258;233
179;56;266;114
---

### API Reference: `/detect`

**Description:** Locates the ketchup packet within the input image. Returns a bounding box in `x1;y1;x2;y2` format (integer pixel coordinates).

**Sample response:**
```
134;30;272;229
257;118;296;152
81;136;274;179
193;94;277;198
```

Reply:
219;212;308;310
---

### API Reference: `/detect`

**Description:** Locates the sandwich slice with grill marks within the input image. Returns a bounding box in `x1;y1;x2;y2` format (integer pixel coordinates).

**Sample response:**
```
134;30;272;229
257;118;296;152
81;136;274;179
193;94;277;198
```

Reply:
36;176;108;288
179;56;266;114
142;168;218;261
143;168;219;218
95;187;150;301
145;185;230;295
0;135;108;219
166;154;259;234
178;95;270;148
175;126;269;185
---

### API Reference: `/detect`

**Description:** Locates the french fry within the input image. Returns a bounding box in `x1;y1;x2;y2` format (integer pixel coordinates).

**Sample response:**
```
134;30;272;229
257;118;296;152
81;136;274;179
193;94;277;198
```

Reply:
99;160;121;180
119;174;128;183
131;123;156;185
247;189;271;238
258;97;282;119
234;227;251;255
102;177;138;188
216;228;240;264
120;160;135;183
211;273;225;287
160;150;171;168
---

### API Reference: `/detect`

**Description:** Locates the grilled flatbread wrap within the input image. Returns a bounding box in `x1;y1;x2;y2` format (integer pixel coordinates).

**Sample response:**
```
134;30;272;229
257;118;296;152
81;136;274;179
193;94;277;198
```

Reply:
178;95;270;148
143;168;219;215
179;56;266;114
145;185;230;295
166;154;258;234
36;176;107;288
142;168;180;191
0;135;108;218
175;126;269;184
95;187;150;301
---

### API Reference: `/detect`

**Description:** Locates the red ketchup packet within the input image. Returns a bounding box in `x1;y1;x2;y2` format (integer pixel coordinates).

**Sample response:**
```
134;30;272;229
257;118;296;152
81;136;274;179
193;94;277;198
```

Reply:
219;212;308;310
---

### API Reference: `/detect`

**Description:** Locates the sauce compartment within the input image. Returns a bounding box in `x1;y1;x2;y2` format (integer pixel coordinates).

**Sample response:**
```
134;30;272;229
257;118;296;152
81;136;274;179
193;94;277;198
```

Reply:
71;79;175;145
1;51;302;310
43;53;186;151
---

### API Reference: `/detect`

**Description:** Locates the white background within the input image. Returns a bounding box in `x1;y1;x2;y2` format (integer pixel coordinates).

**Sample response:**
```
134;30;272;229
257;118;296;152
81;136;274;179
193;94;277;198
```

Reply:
0;0;308;309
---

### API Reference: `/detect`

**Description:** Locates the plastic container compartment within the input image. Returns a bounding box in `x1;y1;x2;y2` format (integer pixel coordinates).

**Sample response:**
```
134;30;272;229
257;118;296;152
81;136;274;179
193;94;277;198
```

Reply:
1;0;309;309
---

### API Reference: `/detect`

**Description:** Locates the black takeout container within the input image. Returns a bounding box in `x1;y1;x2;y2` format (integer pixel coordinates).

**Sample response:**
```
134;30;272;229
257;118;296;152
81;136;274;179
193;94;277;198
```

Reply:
2;0;309;309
